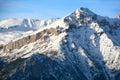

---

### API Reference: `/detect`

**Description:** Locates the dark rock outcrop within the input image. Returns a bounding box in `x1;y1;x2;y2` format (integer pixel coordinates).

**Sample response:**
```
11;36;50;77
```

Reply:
0;44;3;50
0;53;88;80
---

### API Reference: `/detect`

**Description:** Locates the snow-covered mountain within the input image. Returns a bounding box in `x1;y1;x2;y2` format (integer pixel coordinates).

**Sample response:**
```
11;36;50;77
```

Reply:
0;18;58;44
0;8;120;80
116;14;120;19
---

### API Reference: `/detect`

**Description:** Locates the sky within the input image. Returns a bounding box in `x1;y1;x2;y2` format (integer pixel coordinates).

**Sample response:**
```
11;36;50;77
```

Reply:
0;0;120;20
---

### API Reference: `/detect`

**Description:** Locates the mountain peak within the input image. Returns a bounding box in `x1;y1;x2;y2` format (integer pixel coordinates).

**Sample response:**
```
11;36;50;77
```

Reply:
64;7;97;26
74;7;95;17
65;7;95;18
75;7;90;13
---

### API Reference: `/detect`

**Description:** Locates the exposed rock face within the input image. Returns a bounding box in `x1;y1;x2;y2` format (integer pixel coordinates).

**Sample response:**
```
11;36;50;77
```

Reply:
3;27;61;53
0;53;89;80
0;44;3;50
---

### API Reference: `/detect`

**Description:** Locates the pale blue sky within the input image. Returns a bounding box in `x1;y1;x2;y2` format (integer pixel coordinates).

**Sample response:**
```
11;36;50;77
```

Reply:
0;0;120;20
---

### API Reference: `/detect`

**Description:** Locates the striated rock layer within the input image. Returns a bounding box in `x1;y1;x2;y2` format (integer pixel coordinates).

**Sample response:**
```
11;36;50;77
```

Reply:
2;27;61;53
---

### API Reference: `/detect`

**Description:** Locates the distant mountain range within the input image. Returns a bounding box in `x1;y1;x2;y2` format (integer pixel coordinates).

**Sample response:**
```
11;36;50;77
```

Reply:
0;8;120;80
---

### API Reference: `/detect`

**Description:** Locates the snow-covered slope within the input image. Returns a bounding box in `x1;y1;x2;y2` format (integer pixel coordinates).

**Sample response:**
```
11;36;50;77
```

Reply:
0;8;120;80
115;14;120;19
0;18;58;44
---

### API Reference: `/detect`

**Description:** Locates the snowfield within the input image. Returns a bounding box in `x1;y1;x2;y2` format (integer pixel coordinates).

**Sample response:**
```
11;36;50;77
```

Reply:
0;18;58;44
